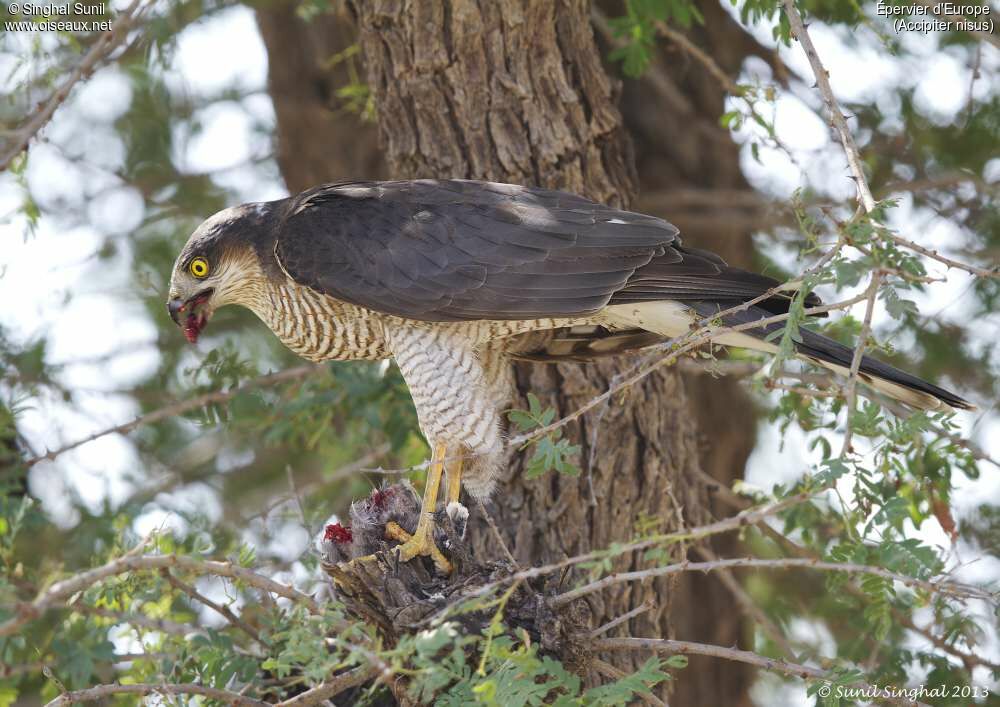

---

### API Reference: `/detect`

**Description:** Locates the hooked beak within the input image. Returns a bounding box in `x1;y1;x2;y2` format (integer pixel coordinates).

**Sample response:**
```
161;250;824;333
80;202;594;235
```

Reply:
167;289;214;343
167;298;184;326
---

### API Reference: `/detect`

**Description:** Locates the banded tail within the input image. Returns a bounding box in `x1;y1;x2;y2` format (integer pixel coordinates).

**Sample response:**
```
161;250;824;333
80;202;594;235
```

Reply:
602;300;972;412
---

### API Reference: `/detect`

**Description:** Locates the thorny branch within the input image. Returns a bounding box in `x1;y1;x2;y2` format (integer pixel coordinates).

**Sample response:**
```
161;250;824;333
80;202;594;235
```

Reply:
691;544;798;660
884;230;999;280
423;487;827;622
596;638;930;707
839;272;883;457
551;556;996;608
43;683;270;707
159;568;266;646
20;364;323;468
781;0;876;212
589;600;655;638
0;547;324;638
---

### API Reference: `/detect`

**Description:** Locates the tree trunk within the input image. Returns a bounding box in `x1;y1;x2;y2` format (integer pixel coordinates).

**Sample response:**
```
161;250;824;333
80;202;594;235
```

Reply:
257;1;766;702
256;1;386;191
344;0;710;697
595;3;786;702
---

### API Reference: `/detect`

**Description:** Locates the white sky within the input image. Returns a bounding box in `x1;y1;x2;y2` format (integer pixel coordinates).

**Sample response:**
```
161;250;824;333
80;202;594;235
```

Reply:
1;4;998;702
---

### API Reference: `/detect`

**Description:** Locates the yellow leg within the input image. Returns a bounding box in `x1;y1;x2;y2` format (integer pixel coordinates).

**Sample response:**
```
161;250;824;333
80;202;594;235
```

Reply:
384;441;452;574
446;450;463;505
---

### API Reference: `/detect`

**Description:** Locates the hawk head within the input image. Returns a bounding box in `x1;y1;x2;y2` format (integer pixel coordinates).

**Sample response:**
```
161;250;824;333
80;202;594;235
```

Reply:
167;202;277;343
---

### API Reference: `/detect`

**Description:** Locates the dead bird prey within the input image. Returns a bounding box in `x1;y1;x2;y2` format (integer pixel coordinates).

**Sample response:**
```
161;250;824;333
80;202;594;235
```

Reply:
167;179;972;573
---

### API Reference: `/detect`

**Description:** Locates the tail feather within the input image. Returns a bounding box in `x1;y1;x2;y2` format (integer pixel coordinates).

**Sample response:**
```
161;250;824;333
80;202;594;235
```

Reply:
606;301;973;412
694;303;974;411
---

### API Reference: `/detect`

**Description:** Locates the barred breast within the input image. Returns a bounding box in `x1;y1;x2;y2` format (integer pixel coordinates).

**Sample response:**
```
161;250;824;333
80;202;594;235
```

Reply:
246;274;597;363
252;279;391;362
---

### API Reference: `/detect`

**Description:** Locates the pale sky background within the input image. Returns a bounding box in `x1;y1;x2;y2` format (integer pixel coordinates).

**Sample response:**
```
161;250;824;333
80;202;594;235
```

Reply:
0;2;998;702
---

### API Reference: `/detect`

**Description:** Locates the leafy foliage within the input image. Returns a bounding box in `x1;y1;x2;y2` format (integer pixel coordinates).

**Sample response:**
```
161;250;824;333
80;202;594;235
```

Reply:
508;394;582;479
1;0;998;705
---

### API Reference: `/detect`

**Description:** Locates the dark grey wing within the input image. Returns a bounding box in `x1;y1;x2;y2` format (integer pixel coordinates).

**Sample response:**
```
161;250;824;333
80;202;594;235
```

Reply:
273;180;681;321
611;246;824;317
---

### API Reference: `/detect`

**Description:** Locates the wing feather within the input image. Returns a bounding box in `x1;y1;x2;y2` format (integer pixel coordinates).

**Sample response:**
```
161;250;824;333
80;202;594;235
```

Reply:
274;179;817;322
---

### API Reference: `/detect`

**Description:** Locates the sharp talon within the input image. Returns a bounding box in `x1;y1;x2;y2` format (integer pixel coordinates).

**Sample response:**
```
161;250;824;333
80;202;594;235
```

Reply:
446;501;469;540
384;520;452;574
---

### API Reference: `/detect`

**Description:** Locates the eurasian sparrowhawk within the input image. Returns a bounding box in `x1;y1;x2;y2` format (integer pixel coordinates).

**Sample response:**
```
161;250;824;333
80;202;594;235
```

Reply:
168;179;971;572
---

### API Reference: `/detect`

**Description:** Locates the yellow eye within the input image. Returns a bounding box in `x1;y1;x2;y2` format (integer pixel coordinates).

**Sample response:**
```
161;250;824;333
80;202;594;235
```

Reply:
189;257;210;278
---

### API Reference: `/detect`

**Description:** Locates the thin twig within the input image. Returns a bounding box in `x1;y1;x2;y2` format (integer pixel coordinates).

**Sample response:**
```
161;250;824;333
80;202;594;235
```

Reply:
884;231;999;280
0;0;150;172
781;0;876;212
551;556;994;608
749;522;1000;673
897;611;1000;673
653;20;802;166
21;364;322;467
477;499;519;567
683;359;996;468
43;683;269;707
285;464;312;534
159;569;265;646
0;551;324;638
420;488;825;624
595;637;928;707
591;659;668;707
70;603;200;637
764;381;839;398
590;600;655;638
274;665;379;707
692;545;797;660
839;272;882;457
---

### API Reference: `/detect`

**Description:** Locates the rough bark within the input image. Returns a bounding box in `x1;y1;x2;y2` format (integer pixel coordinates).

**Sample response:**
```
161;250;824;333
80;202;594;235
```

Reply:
257;0;768;702
343;0;707;697
597;3;775;703
256;1;386;191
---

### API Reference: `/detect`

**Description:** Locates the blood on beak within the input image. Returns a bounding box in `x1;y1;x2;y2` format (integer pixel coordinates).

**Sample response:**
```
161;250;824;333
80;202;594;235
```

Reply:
167;289;214;343
168;298;184;326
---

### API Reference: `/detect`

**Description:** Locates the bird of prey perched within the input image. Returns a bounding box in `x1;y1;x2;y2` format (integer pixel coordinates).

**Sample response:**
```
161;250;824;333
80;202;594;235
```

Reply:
168;179;971;573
